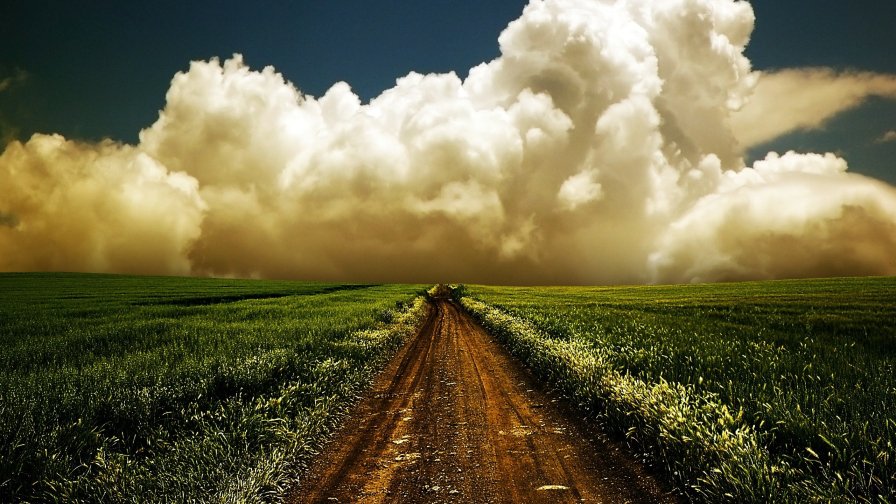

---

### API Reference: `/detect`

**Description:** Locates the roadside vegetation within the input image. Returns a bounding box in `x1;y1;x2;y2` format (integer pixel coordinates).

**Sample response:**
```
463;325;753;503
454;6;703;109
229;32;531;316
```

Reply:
453;277;896;502
0;273;427;502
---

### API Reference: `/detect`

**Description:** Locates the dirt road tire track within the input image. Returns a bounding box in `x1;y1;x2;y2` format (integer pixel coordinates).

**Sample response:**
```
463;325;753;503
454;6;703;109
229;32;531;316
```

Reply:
291;296;678;503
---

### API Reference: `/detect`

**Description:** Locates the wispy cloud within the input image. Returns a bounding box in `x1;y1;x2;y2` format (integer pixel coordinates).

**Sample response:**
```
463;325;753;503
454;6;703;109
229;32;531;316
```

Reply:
732;69;896;149
876;130;896;144
0;68;28;93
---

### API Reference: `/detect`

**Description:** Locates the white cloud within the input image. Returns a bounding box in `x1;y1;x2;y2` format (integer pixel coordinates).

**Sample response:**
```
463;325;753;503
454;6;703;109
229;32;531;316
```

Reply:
650;151;896;282
558;171;603;211
0;134;203;275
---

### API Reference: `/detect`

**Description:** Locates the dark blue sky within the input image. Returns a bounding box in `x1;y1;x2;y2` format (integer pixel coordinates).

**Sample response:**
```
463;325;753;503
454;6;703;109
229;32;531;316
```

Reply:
2;0;894;183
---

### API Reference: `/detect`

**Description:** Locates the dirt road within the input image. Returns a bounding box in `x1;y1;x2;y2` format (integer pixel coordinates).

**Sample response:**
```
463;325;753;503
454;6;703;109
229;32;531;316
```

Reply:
291;296;678;503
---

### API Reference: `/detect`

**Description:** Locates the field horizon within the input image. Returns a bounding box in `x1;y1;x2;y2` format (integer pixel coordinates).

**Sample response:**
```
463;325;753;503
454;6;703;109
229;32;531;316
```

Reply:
4;269;894;288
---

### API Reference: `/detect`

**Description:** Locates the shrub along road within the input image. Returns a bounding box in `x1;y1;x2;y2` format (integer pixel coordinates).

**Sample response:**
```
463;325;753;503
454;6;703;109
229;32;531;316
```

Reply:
292;293;677;503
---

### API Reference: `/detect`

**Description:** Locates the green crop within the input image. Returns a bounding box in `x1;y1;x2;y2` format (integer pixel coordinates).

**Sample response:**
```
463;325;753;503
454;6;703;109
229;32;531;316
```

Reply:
455;277;896;502
0;273;428;502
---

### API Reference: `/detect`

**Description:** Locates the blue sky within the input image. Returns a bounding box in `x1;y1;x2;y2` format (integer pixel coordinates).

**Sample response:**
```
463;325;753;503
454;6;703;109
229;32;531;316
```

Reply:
744;1;896;183
2;0;894;183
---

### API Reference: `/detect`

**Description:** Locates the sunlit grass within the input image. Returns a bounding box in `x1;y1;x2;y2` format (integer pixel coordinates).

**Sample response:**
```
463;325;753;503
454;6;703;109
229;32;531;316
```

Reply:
455;277;896;502
0;273;428;502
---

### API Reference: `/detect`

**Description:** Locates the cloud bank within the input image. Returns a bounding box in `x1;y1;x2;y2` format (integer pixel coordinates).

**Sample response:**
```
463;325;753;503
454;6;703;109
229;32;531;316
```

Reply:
2;0;896;284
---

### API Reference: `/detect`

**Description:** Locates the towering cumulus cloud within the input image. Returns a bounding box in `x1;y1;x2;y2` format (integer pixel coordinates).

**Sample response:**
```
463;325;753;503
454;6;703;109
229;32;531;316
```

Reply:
2;0;895;283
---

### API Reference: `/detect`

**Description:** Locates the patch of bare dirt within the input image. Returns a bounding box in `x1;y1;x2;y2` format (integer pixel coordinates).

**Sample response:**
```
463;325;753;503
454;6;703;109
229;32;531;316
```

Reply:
290;295;679;503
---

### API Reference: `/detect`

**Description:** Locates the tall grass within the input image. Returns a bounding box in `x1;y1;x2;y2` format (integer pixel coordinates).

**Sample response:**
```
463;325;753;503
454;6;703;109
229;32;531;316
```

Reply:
454;277;896;502
0;273;428;502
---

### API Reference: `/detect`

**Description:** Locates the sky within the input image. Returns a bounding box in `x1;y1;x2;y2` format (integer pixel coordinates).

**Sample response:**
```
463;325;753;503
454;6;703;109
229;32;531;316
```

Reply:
1;1;525;143
3;0;895;183
1;0;895;284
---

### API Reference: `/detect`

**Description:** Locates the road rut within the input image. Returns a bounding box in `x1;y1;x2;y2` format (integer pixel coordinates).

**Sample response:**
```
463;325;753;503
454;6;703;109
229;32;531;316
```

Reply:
291;296;678;503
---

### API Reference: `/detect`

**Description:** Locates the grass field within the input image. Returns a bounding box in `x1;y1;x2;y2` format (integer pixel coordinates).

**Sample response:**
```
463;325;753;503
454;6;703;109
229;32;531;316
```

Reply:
454;278;896;502
0;273;427;502
4;273;893;502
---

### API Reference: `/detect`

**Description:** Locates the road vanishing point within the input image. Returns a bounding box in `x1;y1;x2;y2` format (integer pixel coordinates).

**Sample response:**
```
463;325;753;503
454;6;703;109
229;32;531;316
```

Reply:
292;294;678;503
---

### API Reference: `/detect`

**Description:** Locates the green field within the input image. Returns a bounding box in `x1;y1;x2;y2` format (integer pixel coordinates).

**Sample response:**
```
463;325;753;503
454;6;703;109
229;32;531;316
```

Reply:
0;273;427;502
455;278;896;502
3;274;893;502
